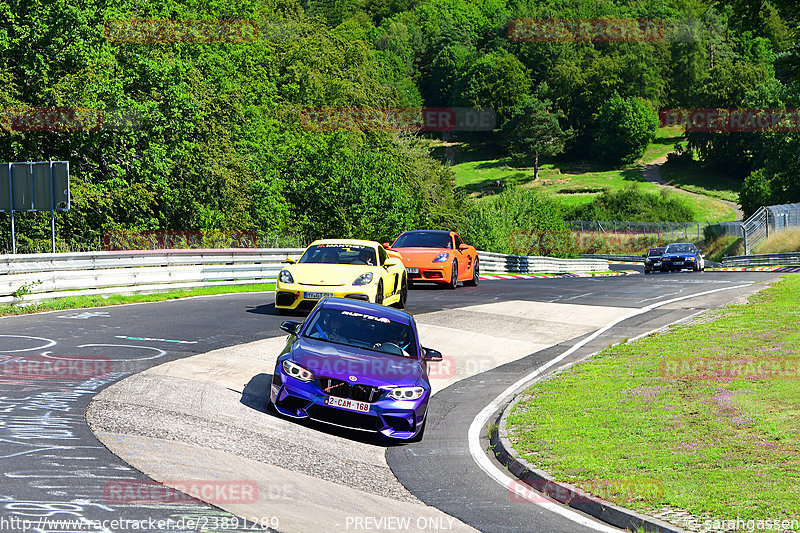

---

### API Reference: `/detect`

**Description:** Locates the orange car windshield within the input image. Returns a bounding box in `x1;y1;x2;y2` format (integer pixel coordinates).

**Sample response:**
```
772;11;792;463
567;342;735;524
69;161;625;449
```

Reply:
393;232;452;249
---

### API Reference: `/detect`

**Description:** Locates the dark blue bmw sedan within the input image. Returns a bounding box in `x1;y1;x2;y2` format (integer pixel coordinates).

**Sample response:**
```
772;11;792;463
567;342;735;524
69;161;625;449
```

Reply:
660;242;705;272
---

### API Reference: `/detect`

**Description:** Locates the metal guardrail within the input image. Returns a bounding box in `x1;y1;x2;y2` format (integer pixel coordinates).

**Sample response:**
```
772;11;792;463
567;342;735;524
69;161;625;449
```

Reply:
478;251;607;274
579;254;644;263
0;248;610;304
722;252;800;267
0;248;305;304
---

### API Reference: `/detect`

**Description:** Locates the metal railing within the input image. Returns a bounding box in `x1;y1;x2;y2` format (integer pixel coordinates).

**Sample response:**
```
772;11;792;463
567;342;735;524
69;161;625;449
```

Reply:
742;203;800;254
566;220;708;241
477;252;607;274
722;252;800;267
0;249;610;304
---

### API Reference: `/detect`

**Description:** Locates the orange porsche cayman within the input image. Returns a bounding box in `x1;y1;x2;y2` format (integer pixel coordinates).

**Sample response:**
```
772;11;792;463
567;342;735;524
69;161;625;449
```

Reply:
386;230;479;289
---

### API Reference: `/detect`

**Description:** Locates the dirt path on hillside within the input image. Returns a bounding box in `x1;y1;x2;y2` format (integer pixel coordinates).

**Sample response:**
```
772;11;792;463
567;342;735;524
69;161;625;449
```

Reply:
641;154;744;221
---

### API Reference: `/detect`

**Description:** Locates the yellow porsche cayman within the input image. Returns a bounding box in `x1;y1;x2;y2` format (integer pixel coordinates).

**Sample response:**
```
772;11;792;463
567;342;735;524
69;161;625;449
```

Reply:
275;239;408;312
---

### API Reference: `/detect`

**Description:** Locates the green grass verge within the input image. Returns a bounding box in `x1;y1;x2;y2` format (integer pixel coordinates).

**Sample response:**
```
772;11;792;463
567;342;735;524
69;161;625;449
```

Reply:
0;283;276;317
661;162;741;203
637;126;686;164
449;129;736;223
507;274;800;522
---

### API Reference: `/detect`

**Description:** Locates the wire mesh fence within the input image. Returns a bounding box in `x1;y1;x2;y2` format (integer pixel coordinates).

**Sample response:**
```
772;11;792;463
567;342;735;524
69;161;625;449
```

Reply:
741;202;800;254
566;221;708;241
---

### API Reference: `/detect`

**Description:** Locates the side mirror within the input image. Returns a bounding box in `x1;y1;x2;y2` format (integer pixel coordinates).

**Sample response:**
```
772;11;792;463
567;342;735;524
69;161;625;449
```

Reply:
384;259;397;267
285;255;298;264
697;249;702;254
280;321;300;335
458;244;470;251
382;242;391;249
423;348;443;362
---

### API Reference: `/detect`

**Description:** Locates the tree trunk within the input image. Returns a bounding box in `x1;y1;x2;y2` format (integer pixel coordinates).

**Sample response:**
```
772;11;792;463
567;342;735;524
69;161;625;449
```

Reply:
533;151;539;181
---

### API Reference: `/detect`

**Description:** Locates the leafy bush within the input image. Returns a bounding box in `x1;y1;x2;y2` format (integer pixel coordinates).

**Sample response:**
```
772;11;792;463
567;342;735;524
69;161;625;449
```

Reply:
566;185;694;222
461;187;573;256
591;94;658;166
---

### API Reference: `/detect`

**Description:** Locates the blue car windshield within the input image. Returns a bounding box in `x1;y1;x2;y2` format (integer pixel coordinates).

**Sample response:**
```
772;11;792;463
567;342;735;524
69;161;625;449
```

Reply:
393;232;452;249
299;244;377;265
304;308;418;358
665;244;695;253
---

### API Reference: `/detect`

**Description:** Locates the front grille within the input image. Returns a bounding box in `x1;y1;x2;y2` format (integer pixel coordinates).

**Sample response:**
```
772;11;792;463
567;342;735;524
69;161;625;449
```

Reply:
307;405;381;432
383;415;414;432
276;394;310;412
318;377;384;403
423;271;443;279
275;292;297;306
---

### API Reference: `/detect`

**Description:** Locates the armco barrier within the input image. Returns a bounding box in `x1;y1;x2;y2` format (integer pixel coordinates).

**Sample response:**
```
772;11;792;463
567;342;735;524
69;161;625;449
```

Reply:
722;252;800;267
0;248;305;304
0;248;610;304
478;251;607;274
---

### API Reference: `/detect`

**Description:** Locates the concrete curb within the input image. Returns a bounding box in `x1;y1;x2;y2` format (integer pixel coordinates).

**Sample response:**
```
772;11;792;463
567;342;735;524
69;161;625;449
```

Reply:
490;395;683;533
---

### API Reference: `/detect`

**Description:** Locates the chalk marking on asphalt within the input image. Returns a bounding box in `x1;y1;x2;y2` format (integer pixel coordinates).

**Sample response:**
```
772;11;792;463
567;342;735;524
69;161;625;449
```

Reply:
0;335;57;353
468;283;753;532
68;344;167;362
636;291;680;303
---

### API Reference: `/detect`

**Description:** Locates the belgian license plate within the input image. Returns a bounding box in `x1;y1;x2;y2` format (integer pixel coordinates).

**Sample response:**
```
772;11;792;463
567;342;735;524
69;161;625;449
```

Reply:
304;292;334;299
325;396;370;413
674;261;684;266
407;268;419;274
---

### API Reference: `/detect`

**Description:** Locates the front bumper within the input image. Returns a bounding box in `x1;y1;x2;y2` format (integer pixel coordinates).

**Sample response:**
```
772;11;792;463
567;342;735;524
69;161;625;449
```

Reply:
406;266;449;282
660;258;697;270
274;282;374;310
270;366;428;439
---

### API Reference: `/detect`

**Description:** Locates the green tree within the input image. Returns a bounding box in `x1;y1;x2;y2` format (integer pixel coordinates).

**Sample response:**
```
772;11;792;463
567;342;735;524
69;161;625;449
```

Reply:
591;93;658;166
454;50;529;124
501;96;572;180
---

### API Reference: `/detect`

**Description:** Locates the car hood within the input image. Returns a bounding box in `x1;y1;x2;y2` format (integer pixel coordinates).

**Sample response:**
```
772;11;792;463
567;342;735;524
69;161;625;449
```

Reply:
290;338;424;387
290;264;374;286
392;247;450;265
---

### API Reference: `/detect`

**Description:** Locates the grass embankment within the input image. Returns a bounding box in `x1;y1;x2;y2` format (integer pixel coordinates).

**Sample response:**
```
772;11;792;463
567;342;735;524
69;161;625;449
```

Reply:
702;235;745;262
507;275;800;522
755;230;800;254
449;128;736;223
0;283;276;317
660;163;741;204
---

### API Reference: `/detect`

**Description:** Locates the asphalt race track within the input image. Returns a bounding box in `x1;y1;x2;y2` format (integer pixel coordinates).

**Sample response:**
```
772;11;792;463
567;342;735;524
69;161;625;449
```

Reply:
0;269;782;532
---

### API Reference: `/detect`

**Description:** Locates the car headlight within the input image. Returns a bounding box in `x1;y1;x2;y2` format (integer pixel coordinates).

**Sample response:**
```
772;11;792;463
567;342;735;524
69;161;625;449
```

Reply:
432;252;449;263
687;257;696;261
282;360;314;382
388;386;425;401
352;273;373;285
279;269;294;284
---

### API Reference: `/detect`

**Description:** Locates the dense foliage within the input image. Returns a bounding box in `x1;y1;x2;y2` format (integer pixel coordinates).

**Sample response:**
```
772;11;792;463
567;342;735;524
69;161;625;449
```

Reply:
0;0;797;251
566;185;695;222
